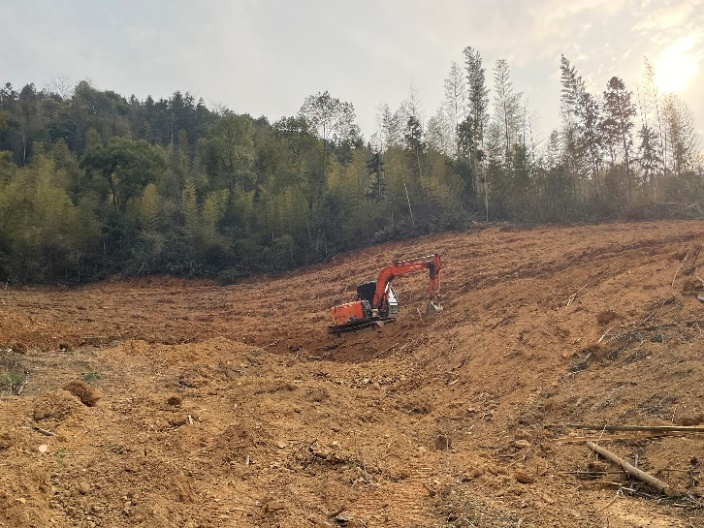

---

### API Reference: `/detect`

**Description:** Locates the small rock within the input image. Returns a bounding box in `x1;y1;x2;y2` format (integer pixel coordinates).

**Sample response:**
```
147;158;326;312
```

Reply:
264;500;285;513
514;439;531;449
78;482;91;495
276;441;287;449
515;469;534;484
38;444;49;454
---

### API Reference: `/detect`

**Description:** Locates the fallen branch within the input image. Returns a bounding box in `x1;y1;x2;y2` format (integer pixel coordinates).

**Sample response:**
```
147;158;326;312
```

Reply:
564;424;704;433
597;327;612;343
548;432;690;444
567;280;591;306
683;244;702;276
15;378;27;396
640;295;675;326
671;260;685;289
586;441;673;496
31;424;57;437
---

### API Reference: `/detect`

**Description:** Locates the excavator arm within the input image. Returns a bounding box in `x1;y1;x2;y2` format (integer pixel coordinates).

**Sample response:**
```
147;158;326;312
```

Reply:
371;254;442;312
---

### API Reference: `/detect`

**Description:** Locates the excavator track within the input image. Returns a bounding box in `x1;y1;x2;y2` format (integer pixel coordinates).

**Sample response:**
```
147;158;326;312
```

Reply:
327;318;385;335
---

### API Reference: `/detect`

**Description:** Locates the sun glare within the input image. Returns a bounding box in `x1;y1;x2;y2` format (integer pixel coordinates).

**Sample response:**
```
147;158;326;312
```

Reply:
654;35;700;93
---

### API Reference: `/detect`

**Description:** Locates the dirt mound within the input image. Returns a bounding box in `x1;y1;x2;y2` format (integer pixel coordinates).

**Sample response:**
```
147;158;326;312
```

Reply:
62;381;100;407
0;220;703;527
32;389;85;425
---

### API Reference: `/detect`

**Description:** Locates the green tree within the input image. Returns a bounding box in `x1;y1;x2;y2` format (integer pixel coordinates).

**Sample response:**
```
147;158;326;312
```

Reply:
199;113;256;193
80;137;166;211
0;154;99;281
601;76;636;201
273;116;322;213
366;148;386;202
462;46;490;217
464;47;490;151
637;124;660;199
18;83;41;165
560;55;604;199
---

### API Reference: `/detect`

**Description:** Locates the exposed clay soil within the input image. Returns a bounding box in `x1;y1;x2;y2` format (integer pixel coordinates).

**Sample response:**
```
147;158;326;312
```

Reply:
1;220;704;528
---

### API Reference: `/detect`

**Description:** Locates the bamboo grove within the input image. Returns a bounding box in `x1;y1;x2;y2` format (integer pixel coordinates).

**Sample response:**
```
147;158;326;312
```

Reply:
0;49;701;283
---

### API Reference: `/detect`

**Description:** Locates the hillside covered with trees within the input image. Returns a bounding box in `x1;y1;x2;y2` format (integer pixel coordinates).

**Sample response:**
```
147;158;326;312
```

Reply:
0;48;701;283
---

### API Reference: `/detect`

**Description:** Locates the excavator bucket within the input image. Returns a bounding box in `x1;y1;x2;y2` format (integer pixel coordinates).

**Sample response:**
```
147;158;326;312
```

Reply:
425;301;444;315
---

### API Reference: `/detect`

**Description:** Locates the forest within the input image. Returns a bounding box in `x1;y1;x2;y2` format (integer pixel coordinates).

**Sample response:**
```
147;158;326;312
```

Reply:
0;48;702;283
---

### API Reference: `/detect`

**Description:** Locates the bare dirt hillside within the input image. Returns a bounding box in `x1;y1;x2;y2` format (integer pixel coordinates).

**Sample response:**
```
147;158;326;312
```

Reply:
1;220;703;528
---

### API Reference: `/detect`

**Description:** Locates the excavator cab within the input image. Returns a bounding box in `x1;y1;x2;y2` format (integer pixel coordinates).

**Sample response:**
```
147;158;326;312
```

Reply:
357;281;399;319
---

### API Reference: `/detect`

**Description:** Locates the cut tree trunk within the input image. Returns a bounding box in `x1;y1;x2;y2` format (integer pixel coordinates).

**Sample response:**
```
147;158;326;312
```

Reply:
585;441;673;496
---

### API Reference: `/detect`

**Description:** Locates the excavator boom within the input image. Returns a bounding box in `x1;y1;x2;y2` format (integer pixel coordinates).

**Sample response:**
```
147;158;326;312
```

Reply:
371;254;441;309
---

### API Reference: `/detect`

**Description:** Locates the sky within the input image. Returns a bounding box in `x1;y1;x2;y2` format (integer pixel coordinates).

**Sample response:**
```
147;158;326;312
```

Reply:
2;0;703;146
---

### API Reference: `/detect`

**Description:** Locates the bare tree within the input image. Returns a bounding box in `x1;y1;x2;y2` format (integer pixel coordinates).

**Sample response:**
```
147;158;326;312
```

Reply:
443;62;467;157
49;75;74;100
642;58;667;184
426;106;452;155
492;59;523;169
662;94;699;177
299;90;360;146
376;103;402;151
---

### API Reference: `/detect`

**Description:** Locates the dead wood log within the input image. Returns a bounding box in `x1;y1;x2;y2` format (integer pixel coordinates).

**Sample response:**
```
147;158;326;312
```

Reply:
564;424;704;433
586;441;672;496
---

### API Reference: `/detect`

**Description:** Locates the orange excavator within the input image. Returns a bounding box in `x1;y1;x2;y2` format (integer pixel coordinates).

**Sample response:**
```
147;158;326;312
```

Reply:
328;254;443;334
